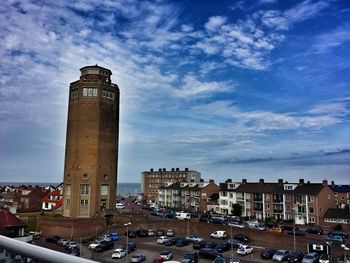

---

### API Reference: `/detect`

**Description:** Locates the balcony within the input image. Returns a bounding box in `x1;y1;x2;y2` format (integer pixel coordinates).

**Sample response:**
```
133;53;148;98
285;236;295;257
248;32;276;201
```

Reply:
273;209;284;213
273;199;283;203
253;206;263;211
253;198;263;202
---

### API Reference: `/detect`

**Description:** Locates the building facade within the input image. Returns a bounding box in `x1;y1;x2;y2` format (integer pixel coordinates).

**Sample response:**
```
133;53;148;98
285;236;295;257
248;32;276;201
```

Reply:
62;65;120;218
158;179;219;211
141;168;201;203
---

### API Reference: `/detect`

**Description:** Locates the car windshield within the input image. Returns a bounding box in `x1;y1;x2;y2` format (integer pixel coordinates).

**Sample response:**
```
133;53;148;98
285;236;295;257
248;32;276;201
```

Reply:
276;251;284;255
305;255;314;259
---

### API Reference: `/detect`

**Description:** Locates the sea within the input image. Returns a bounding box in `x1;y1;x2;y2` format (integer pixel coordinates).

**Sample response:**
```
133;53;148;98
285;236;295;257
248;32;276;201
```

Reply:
0;182;141;197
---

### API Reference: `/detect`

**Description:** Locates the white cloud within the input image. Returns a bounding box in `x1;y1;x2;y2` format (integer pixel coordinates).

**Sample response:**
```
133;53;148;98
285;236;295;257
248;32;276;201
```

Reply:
205;16;227;32
311;25;350;53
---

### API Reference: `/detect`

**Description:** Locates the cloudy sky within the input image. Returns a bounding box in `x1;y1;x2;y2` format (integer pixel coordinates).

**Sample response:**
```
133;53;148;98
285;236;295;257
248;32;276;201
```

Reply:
1;0;350;184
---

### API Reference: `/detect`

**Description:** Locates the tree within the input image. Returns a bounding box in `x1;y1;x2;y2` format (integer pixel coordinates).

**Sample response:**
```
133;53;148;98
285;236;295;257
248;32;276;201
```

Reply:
231;203;242;217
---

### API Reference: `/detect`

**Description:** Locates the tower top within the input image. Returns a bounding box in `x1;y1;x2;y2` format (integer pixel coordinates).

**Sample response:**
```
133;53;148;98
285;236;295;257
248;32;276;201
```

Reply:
80;65;112;77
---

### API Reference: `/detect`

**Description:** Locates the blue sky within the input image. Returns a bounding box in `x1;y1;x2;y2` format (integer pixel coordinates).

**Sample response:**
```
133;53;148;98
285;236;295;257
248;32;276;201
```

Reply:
0;0;350;184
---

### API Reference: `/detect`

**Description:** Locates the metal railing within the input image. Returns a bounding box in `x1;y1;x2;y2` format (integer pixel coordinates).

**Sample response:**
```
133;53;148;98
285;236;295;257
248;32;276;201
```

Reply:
0;235;96;263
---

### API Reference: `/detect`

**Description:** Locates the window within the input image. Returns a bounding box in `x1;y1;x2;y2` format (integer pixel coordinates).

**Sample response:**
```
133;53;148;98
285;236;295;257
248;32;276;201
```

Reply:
83;88;98;97
80;184;89;195
308;196;314;202
101;185;109;196
309;207;314;214
66;199;71;205
65;185;71;195
309;217;315;223
80;199;88;206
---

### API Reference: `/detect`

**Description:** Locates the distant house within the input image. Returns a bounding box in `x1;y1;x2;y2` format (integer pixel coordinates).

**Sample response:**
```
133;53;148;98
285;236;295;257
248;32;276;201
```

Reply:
19;190;44;212
324;208;350;231
42;184;63;211
0;209;26;238
330;182;350;209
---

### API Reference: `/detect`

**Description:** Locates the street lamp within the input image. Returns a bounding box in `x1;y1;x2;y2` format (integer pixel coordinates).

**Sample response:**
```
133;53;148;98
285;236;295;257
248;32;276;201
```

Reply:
124;222;131;263
230;223;233;259
187;217;190;237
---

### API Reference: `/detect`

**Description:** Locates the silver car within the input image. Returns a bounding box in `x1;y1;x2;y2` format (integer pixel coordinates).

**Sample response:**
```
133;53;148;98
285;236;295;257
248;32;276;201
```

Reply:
302;252;319;263
273;250;290;262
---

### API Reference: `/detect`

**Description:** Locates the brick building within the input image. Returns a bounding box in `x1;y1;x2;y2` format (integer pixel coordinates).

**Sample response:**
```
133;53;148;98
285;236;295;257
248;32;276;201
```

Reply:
157;179;219;212
141;168;201;203
62;65;120;218
330;183;350;209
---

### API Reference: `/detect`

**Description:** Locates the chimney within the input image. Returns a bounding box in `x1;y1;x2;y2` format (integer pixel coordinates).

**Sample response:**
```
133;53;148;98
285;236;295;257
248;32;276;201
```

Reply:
242;179;247;184
200;179;204;182
322;180;328;186
307;181;310;184
209;179;214;183
163;168;166;171
185;168;189;171
176;168;179;171
158;168;162;172
299;179;304;185
226;179;232;183
331;180;335;186
150;168;154;172
259;179;264;184
171;168;175;171
278;179;283;185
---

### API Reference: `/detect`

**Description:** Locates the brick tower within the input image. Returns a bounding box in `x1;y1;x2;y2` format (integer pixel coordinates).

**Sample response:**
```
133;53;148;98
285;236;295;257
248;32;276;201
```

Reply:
62;65;119;218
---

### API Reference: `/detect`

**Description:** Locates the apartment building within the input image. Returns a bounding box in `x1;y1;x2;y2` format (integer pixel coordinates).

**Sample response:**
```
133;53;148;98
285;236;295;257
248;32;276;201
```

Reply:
157;179;219;212
218;179;241;214
229;178;335;225
330;182;350;209
141;168;201;203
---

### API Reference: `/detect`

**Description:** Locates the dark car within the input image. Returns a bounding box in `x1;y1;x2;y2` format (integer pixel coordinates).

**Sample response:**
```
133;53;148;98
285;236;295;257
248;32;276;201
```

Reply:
199;214;211;223
193;240;207;250
203;241;218;249
233;234;250;243
163;211;176;219
288;251;304;263
183;251;199;263
288;230;305;237
176;238;190;247
125;230;137;238
213;258;227;263
164;237;178;246
198;248;223;260
215;242;231;253
282;224;299;231
45;235;61;243
265;222;279;228
156;229;165;237
227;239;243;248
68;246;80;257
123;242;137;253
261;248;277;259
211;217;226;225
136;229;148;237
306;227;323;235
94;240;114;252
329;231;349;239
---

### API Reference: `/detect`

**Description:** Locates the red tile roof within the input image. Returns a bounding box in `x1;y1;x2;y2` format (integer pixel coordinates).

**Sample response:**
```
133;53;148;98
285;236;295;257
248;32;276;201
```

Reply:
0;210;25;229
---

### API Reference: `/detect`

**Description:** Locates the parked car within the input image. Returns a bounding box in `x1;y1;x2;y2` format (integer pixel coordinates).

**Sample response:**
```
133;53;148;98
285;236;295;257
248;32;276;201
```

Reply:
160;250;173;260
237;245;254;255
125;230;137;238
203;241;218;249
136;229;148;237
273;250;290;262
228;221;245;228
233;234;250;243
287;251;304;263
182;251;199;263
152;256;165;263
210;231;227;239
164;237;178;246
318;254;331;263
302;253;319;263
45;235;61;243
198;248;223;259
252;223;266;231
176;238;190;247
66;241;78;249
193;240;207;250
110;232;120;241
288;230;306;237
265;221;279;228
215;242;231;252
111;248;127;259
157;236;171;244
94;240;114;252
156;229;165;236
116;203;125;209
261;248;277;259
131;254;146;263
57;239;70;246
199;214;211;223
166;229;174;237
306;227;323;235
88;240;101;250
124;242;136;253
227;239;243;248
282;224;298;231
328;231;349;239
213;258;226;263
211;217;226;225
148;229;156;236
325;235;344;244
67;246;80;257
229;258;241;263
186;235;204;242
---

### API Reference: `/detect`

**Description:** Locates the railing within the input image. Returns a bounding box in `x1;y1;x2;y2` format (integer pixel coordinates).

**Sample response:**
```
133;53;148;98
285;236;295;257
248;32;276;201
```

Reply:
0;235;96;263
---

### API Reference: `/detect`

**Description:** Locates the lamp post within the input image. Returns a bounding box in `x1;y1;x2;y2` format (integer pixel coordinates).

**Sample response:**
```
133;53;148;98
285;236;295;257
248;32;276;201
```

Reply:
230;223;234;259
187;217;190;237
124;222;131;263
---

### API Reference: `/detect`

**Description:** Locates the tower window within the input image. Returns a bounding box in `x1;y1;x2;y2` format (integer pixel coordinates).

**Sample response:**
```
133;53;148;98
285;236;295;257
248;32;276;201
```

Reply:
83;88;98;97
80;184;89;195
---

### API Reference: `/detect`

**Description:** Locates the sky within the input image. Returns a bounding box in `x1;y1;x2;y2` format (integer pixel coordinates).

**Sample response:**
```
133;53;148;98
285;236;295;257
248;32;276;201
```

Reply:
0;0;350;184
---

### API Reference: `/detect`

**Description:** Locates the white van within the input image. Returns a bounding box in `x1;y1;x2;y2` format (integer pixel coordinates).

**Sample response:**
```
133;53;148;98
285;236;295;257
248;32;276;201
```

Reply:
210;230;227;239
175;212;191;220
115;203;125;209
